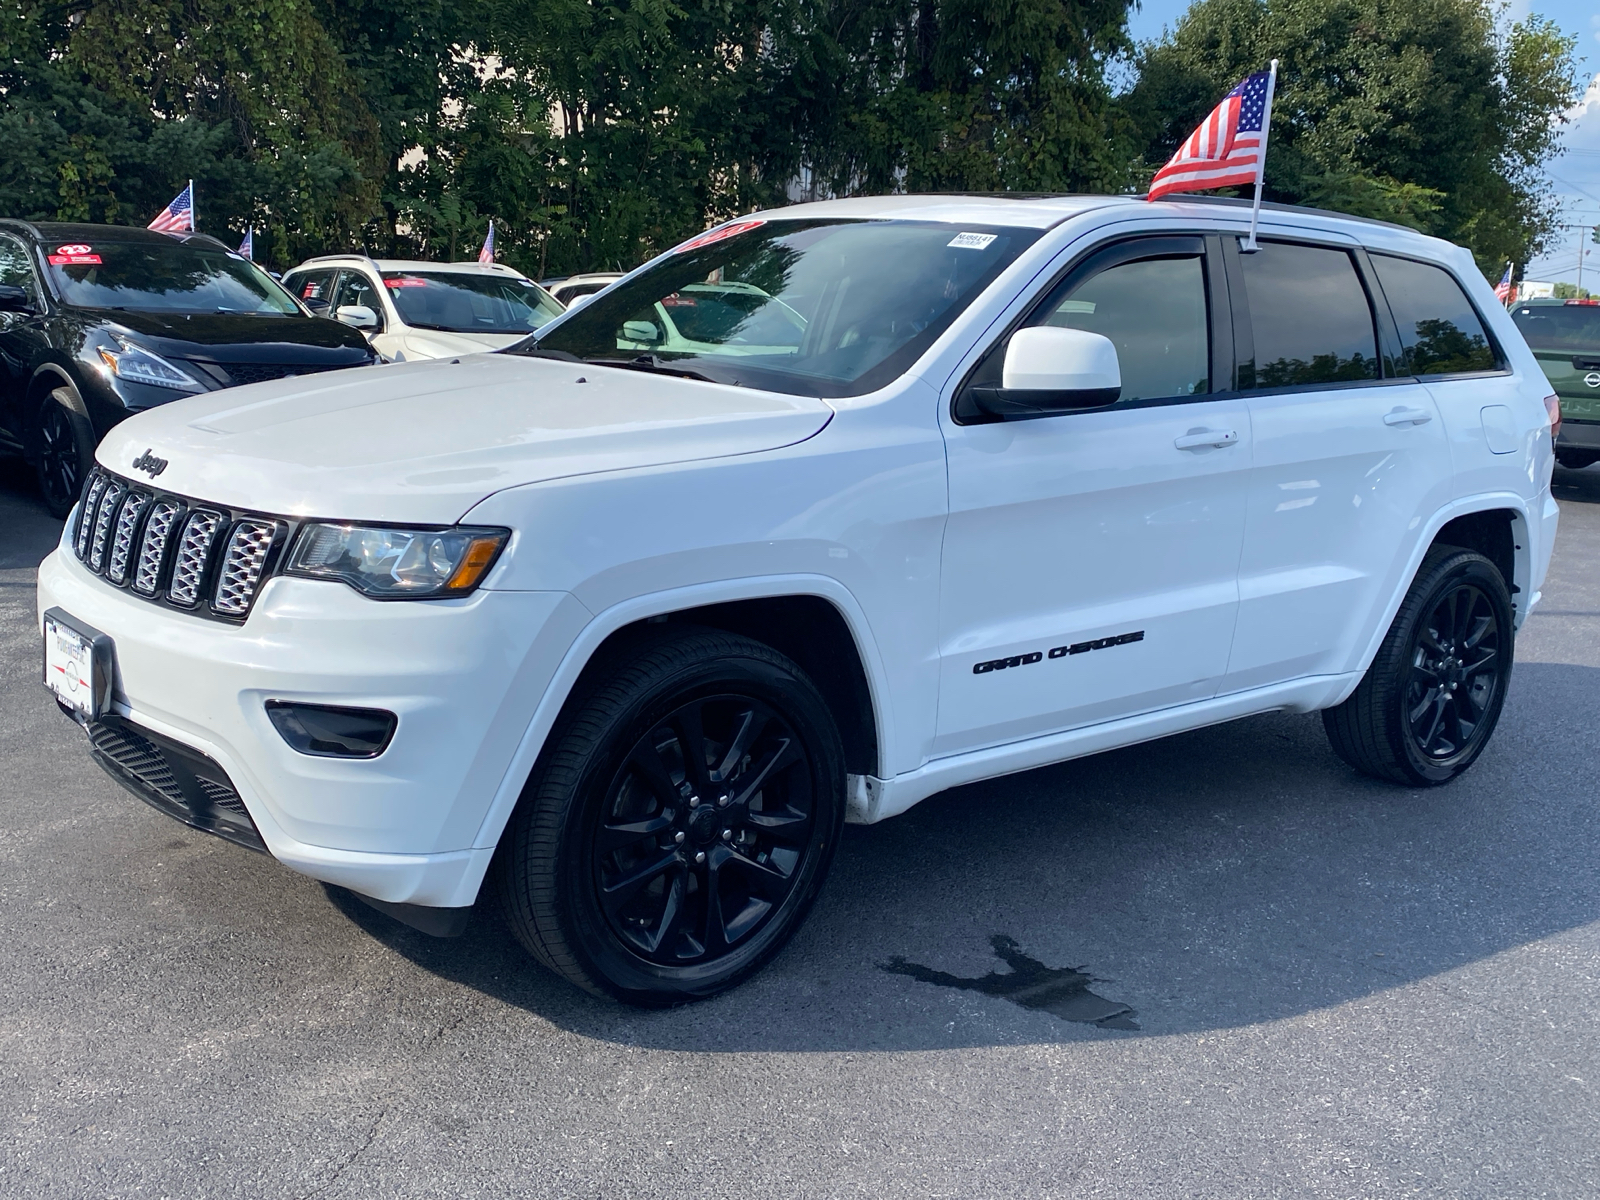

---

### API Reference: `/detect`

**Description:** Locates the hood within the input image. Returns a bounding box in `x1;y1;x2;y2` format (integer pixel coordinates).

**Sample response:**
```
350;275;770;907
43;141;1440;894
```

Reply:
96;310;372;361
392;328;527;360
96;353;834;524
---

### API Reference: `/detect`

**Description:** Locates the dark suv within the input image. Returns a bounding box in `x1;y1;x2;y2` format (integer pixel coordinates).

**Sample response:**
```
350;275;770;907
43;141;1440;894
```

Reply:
1510;297;1600;469
0;221;377;516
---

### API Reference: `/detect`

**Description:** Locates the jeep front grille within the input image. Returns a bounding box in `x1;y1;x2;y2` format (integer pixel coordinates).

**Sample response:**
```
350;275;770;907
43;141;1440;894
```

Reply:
72;469;286;622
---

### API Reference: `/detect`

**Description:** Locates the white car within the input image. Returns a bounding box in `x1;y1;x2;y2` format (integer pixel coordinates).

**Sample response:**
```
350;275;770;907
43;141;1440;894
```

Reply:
282;256;563;361
39;194;1559;1005
542;272;624;308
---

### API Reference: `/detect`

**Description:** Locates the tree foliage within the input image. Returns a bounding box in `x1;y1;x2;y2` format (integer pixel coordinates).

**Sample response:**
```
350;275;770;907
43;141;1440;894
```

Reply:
0;0;1583;278
1123;0;1580;273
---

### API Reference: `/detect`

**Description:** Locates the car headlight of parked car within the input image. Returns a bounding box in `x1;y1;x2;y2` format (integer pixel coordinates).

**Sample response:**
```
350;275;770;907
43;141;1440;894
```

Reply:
285;524;509;598
97;337;205;391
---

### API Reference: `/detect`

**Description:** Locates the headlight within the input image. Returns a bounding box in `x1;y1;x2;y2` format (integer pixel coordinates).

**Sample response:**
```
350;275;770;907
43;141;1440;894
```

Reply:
97;338;204;391
285;523;509;598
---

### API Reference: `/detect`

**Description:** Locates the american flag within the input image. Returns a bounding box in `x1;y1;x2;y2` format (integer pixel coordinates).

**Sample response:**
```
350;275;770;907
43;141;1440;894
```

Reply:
148;182;194;233
1493;264;1514;305
1148;69;1274;202
238;227;253;260
478;219;495;264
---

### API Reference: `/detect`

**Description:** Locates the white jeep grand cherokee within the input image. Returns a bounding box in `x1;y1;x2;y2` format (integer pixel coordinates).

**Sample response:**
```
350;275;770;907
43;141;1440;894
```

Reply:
38;194;1559;1005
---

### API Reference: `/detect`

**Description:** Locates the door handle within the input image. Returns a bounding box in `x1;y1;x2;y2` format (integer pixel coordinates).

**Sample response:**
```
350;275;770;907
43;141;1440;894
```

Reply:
1174;429;1239;450
1383;407;1433;426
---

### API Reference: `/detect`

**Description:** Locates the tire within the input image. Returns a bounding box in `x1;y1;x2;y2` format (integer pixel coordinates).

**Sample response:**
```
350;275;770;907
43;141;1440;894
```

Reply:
498;627;847;1006
1556;450;1599;471
1322;547;1514;786
33;386;96;520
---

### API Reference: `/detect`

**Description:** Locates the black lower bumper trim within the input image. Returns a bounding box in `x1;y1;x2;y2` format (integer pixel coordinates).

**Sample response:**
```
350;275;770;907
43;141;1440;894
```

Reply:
353;893;473;938
85;713;267;853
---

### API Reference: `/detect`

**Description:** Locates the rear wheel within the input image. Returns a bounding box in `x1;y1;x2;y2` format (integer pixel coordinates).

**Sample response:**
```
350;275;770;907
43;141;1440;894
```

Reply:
498;628;846;1006
33;386;96;519
1322;547;1513;786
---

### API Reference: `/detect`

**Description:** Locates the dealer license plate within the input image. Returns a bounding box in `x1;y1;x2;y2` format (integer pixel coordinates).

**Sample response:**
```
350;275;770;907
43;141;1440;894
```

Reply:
42;608;112;722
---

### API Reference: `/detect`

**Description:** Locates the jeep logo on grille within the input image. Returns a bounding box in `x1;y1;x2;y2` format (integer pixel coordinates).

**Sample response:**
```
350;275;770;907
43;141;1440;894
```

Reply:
131;449;168;477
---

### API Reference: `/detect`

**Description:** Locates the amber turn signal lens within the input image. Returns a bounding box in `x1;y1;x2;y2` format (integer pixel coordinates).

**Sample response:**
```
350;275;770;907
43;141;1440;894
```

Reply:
1544;394;1561;441
446;535;505;590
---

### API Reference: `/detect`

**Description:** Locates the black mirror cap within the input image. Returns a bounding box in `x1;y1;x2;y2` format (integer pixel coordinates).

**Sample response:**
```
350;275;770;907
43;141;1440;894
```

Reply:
303;297;331;314
266;700;398;758
964;384;1120;421
0;284;33;313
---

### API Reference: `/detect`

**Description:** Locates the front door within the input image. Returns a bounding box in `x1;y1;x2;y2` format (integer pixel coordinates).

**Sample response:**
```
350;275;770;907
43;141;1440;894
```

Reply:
935;234;1252;758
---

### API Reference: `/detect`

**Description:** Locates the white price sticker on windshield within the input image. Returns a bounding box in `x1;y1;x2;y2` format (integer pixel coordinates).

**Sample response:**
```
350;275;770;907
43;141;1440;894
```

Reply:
948;232;997;251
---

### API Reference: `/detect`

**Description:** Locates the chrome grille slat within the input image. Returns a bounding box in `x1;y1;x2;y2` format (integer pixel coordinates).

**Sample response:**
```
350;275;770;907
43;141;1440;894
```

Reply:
106;491;151;584
76;474;109;560
88;481;126;572
168;511;223;607
133;500;183;595
213;521;278;615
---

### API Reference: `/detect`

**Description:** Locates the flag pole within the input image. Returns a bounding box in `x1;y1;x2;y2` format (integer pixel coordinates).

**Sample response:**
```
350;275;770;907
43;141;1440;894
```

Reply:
189;179;195;232
1243;59;1278;253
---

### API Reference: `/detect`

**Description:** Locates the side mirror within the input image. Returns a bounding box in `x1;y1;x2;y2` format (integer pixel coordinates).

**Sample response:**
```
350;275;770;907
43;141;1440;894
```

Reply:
621;319;662;344
335;304;378;330
968;326;1121;419
0;284;34;314
303;297;331;315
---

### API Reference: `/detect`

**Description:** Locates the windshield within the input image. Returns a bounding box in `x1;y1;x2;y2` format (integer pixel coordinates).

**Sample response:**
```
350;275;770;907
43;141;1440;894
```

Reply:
44;240;301;315
1512;303;1600;351
382;271;563;334
521;219;1040;397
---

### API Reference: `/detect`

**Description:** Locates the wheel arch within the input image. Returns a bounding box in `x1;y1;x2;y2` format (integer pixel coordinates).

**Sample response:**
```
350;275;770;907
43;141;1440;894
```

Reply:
27;362;85;424
1331;494;1532;709
468;575;893;864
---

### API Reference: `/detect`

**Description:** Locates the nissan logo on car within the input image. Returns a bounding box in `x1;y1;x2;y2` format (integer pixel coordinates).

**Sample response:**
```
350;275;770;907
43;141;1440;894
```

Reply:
1585;371;1600;388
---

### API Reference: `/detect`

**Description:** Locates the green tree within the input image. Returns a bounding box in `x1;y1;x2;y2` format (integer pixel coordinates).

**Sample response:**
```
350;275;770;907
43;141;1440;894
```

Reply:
1123;0;1580;274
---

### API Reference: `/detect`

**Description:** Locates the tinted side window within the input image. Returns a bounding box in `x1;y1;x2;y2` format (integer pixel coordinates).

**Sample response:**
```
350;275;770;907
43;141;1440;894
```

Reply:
1239;242;1378;388
1371;254;1496;375
0;235;39;303
290;269;336;305
332;270;385;328
1040;255;1209;404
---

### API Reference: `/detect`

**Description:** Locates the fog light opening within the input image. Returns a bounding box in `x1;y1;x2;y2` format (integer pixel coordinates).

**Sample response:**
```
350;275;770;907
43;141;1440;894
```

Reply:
266;701;398;758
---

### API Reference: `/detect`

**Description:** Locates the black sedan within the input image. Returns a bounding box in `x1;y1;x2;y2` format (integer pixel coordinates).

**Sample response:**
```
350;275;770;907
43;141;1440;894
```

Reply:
0;221;377;517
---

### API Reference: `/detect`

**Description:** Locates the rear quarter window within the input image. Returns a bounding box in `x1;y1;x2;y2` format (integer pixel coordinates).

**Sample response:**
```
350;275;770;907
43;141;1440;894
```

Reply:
1370;254;1497;376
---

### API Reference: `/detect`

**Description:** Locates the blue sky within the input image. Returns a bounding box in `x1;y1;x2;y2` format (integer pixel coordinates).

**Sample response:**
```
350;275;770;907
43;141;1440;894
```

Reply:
1126;0;1600;285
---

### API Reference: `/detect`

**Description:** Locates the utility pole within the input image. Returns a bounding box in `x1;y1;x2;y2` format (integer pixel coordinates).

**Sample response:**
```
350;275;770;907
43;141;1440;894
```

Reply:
1556;223;1598;298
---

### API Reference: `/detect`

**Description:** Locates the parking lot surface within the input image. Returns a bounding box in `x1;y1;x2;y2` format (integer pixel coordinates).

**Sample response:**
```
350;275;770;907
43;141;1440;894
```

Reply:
3;455;1599;1199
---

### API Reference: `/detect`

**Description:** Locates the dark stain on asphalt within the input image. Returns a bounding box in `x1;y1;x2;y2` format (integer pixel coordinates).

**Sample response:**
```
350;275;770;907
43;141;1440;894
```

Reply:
884;935;1139;1029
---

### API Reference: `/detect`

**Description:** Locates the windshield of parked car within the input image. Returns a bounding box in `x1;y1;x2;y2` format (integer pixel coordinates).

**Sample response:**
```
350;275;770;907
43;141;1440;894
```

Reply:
43;240;301;315
382;271;563;334
1512;303;1600;351
519;219;1040;397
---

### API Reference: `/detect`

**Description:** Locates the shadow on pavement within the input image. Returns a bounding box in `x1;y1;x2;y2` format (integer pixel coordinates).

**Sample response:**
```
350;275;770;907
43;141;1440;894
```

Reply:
325;658;1600;1050
1553;460;1600;504
0;455;63;571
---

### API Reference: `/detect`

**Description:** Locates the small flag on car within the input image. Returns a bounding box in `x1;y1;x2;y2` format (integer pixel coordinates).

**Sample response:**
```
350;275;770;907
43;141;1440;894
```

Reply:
478;219;495;264
149;181;195;234
1148;62;1278;249
1493;263;1514;305
238;227;254;260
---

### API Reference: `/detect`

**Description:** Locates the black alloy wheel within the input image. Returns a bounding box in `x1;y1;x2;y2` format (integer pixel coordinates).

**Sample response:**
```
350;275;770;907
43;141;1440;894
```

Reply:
1323;547;1514;786
34;387;96;520
596;694;815;964
1404;582;1502;766
499;628;845;1005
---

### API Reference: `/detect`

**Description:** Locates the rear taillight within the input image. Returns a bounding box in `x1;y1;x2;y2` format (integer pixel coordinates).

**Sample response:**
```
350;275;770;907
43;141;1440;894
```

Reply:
1545;394;1562;441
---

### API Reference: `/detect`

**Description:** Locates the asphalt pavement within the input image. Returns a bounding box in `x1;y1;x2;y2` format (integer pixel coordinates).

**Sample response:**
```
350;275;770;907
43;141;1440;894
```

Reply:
2;454;1599;1198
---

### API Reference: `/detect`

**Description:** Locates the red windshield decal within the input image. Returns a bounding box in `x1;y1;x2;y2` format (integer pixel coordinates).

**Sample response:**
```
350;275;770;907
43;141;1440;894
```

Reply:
56;244;93;256
48;253;101;265
674;219;765;254
385;277;428;288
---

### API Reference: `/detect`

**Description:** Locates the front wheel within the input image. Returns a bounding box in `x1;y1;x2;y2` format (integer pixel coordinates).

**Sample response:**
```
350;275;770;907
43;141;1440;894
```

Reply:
34;386;97;519
1323;547;1514;786
498;628;846;1005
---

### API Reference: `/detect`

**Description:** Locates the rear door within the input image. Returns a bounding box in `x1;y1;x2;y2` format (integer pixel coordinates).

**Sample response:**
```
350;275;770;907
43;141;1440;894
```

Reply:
1222;237;1456;691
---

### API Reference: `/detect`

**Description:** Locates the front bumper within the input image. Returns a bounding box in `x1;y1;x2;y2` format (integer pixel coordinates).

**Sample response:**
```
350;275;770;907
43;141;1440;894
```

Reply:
38;537;588;907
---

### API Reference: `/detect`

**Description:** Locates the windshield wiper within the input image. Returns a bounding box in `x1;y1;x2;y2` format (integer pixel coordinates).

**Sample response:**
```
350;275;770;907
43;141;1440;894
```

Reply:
585;355;721;383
